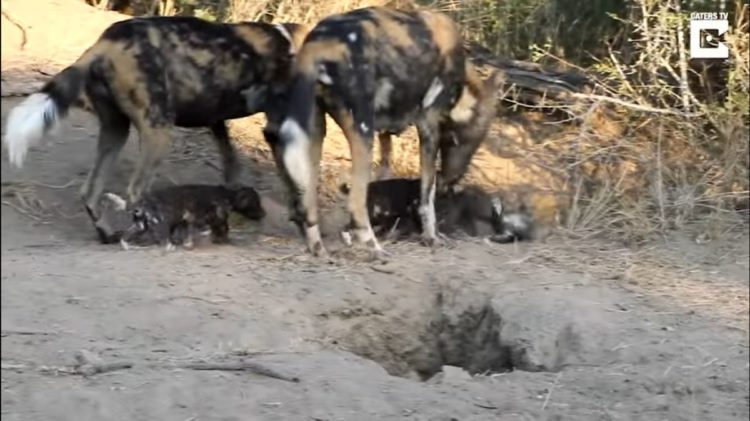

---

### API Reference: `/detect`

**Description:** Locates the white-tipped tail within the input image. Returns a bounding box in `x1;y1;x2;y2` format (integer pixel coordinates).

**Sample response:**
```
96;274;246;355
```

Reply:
279;118;312;190
3;93;60;168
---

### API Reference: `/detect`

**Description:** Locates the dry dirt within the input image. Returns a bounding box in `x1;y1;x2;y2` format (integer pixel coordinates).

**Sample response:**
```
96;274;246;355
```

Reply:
1;1;749;420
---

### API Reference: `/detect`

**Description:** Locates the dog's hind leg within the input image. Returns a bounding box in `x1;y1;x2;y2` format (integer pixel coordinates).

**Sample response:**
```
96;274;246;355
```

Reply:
377;133;393;180
210;121;240;187
335;109;383;256
127;124;171;204
415;111;443;247
80;106;130;240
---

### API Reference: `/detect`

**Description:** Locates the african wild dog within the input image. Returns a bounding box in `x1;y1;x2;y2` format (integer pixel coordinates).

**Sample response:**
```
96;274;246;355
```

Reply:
2;16;308;243
376;63;502;186
105;184;266;250
264;6;500;258
340;178;535;243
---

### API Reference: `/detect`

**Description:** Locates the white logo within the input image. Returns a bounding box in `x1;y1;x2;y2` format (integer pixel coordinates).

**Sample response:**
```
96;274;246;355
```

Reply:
690;12;729;59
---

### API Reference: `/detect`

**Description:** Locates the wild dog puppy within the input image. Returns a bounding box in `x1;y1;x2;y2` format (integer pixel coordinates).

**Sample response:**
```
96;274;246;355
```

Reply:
437;185;535;243
104;184;266;250
338;178;422;243
341;178;535;243
2;16;308;243
267;6;496;258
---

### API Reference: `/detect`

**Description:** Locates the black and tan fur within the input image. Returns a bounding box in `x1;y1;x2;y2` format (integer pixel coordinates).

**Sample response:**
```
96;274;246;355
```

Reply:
107;184;266;250
267;6;499;257
339;178;422;241
2;16;308;243
377;63;502;189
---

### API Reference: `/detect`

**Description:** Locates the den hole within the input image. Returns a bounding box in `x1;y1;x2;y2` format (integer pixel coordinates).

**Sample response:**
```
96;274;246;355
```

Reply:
331;289;548;382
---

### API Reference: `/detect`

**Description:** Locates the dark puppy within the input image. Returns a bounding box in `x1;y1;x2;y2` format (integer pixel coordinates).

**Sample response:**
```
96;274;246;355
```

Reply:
437;185;535;244
339;178;422;242
342;178;534;243
106;184;265;250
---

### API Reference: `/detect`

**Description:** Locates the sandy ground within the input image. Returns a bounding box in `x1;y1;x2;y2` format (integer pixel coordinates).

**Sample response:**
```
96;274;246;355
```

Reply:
2;1;750;420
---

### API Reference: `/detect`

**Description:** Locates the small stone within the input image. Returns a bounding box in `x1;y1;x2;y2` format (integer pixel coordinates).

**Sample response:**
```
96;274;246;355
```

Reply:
440;365;472;383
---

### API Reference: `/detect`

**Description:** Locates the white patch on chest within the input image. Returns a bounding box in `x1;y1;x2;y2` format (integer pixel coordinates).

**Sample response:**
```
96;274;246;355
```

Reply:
374;79;394;110
449;86;478;123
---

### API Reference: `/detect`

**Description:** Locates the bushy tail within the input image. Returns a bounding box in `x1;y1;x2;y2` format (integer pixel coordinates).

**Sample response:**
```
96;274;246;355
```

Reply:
3;64;87;168
277;65;321;188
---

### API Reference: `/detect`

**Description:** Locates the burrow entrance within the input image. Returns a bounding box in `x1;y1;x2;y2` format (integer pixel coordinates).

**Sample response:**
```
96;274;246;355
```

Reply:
324;287;555;382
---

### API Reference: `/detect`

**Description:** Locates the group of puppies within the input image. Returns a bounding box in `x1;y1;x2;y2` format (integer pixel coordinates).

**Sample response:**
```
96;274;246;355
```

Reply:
341;178;534;246
2;6;536;257
99;176;534;252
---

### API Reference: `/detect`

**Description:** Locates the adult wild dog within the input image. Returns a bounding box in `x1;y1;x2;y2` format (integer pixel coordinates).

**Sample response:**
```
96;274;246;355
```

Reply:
2;16;307;242
376;62;501;187
267;6;500;258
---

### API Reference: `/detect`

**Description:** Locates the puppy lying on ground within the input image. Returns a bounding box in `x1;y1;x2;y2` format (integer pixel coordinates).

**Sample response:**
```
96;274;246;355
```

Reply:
339;178;422;239
340;178;535;244
104;184;266;250
437;185;535;244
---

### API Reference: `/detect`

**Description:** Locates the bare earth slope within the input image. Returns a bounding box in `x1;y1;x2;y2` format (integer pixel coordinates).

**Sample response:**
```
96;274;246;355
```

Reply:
1;1;749;420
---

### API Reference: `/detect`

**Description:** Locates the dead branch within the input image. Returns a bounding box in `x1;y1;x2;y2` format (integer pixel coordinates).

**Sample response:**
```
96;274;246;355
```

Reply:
179;360;300;383
0;329;55;337
3;350;301;383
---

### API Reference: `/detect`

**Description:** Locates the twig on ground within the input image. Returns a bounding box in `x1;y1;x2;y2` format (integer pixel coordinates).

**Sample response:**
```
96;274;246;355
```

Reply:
166;295;229;305
2;180;80;190
1;200;42;221
369;264;423;283
178;360;300;383
1;329;55;337
4;350;301;382
370;265;395;274
541;372;563;411
71;349;134;377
